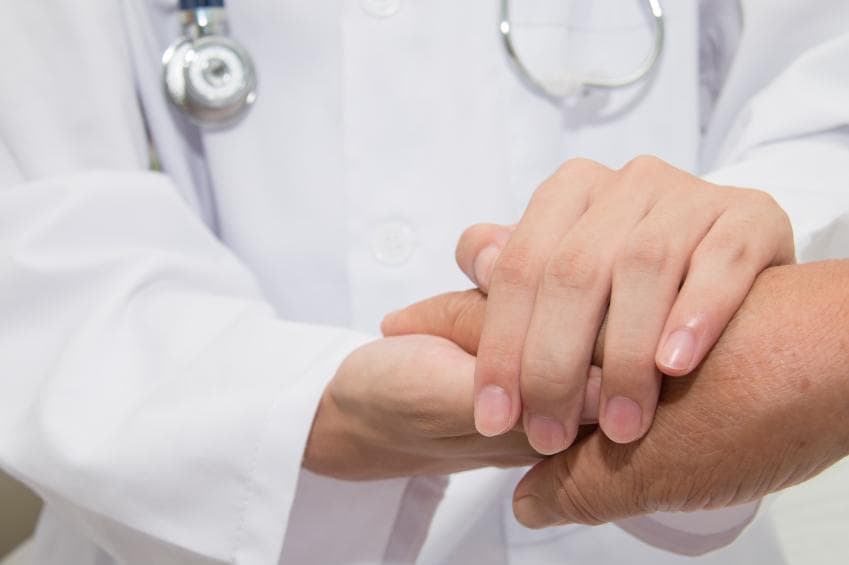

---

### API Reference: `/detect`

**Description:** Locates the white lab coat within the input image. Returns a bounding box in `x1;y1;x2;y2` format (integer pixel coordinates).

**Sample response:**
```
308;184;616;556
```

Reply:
1;1;848;564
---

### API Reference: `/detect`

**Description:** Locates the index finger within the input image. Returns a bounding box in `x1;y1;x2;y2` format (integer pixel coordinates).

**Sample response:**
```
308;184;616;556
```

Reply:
381;290;609;364
474;160;610;437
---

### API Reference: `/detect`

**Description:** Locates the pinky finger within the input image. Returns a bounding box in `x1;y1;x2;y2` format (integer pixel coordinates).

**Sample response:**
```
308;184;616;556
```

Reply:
655;213;785;377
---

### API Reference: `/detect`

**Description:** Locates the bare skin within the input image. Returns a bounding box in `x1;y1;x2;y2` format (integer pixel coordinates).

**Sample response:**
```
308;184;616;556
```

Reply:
302;334;543;481
305;155;795;480
383;261;849;528
303;301;601;481
463;157;794;453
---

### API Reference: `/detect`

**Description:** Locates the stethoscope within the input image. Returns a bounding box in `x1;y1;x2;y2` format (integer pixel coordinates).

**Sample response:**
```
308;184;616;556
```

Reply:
162;0;257;127
500;0;665;100
163;0;664;127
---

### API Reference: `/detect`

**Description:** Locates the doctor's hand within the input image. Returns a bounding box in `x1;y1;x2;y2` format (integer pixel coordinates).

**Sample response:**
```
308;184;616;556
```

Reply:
512;261;849;528
381;290;605;425
457;157;794;453
303;334;543;481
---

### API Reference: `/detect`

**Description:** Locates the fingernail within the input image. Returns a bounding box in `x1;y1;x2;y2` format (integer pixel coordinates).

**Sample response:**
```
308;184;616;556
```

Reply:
526;414;568;455
473;245;501;289
514;495;561;529
658;328;697;373
475;385;512;436
603;396;643;444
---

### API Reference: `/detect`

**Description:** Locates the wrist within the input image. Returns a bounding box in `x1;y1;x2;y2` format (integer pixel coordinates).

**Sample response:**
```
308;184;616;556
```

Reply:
703;261;849;458
302;386;343;477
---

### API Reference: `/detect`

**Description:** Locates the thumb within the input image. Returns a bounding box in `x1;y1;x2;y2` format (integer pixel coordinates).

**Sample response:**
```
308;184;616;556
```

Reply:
512;433;645;528
382;290;487;355
455;223;515;293
382;290;608;364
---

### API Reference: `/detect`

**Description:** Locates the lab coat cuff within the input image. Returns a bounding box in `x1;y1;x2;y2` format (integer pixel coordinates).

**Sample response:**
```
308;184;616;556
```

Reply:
614;502;760;556
280;472;448;564
229;323;374;565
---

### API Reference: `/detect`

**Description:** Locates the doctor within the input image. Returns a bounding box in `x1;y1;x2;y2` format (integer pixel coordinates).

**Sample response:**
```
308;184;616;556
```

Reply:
1;2;849;565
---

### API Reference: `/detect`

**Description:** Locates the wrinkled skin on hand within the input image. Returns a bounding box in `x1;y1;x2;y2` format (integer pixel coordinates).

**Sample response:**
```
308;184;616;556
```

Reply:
384;262;849;527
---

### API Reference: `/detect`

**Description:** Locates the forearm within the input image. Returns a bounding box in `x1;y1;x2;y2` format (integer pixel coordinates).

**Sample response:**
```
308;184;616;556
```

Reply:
683;260;849;466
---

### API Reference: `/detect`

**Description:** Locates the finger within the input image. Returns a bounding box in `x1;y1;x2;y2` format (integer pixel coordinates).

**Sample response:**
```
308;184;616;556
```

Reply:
456;223;515;293
655;199;795;377
512;432;644;528
405;340;603;442
476;160;609;437
600;194;722;444
519;192;647;455
397;336;481;437
381;290;487;355
436;431;542;463
383;292;609;365
581;366;602;424
515;365;602;432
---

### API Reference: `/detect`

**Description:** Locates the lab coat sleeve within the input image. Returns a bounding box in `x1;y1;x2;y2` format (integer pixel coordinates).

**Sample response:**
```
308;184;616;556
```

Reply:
0;170;419;565
704;31;849;261
615;28;849;557
0;2;439;563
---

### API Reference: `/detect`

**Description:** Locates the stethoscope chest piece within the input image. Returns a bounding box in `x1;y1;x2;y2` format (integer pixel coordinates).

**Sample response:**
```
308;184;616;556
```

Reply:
163;1;257;127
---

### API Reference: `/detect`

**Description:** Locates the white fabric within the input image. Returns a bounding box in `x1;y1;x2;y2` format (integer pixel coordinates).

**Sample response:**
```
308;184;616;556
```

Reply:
0;0;847;564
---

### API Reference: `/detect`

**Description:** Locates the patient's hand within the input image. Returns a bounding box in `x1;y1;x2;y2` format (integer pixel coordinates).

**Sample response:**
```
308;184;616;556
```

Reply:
511;262;849;527
455;157;794;453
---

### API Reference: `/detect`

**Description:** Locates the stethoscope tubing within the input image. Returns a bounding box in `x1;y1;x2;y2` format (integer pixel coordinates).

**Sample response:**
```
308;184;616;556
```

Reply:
166;0;665;126
499;0;664;100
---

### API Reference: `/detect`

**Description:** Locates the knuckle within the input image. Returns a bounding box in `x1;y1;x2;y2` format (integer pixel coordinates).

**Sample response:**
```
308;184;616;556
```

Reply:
616;230;676;274
491;247;536;289
543;244;602;293
742;187;780;209
521;357;572;393
456;224;482;256
605;346;658;379
750;192;796;256
478;338;522;379
620;154;666;180
448;290;483;329
457;224;504;271
402;394;452;437
695;230;753;267
491;248;534;288
554;158;608;181
532;176;562;202
534;159;610;202
457;223;480;245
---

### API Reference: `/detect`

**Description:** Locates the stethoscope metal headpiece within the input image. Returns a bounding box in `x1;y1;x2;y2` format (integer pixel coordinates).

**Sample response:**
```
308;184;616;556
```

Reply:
163;0;257;127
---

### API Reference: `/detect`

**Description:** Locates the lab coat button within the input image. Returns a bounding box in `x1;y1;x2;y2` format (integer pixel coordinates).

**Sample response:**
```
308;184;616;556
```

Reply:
360;0;401;18
370;221;416;266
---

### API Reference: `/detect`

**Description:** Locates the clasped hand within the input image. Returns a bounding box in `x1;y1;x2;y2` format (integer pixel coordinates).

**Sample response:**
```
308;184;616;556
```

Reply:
304;156;799;496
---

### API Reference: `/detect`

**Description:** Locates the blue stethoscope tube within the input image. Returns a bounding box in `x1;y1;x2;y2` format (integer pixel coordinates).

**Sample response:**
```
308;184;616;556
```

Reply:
179;0;225;9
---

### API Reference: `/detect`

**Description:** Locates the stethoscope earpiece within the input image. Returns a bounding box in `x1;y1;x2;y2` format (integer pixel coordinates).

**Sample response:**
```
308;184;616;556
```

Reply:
163;0;257;127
